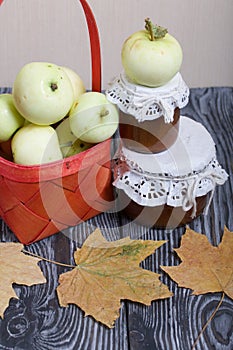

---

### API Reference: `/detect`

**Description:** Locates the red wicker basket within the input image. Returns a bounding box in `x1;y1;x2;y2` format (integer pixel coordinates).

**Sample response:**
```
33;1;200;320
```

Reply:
0;0;114;244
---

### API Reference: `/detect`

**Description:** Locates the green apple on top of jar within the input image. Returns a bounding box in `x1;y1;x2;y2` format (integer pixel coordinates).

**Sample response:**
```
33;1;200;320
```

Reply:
121;18;183;87
106;18;186;154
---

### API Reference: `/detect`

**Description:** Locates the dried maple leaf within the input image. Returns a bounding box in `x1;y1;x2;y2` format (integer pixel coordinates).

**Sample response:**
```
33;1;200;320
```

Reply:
162;226;233;298
0;243;47;318
57;228;172;328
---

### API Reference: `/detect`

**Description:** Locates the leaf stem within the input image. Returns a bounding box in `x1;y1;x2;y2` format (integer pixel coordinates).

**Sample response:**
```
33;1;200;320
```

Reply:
191;292;225;350
21;249;76;268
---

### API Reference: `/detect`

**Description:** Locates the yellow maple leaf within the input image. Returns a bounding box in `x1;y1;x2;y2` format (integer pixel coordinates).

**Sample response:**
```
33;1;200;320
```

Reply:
161;226;233;298
0;243;47;318
57;228;172;328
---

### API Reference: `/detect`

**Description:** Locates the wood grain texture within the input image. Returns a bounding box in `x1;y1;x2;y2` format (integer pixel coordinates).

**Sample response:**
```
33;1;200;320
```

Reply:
0;87;232;349
119;87;233;350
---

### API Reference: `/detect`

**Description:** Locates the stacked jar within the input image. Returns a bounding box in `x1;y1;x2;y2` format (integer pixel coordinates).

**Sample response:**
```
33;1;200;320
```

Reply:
106;19;228;229
106;71;188;154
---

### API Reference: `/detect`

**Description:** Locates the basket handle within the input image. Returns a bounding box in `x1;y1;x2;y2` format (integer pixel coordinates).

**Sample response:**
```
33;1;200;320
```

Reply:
0;0;102;92
79;0;102;92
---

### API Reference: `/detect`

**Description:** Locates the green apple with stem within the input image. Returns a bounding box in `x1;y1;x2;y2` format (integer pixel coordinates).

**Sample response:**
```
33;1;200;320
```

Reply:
0;94;25;142
69;92;119;143
61;66;86;103
56;117;92;157
12;62;74;125
11;124;63;165
121;18;183;87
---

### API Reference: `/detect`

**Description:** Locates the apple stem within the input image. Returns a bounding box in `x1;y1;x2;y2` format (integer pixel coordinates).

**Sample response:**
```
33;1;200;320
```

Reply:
50;83;58;91
145;18;168;41
100;109;109;118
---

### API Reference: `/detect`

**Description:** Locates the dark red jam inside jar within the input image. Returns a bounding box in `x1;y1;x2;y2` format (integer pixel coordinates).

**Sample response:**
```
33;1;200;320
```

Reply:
117;189;209;229
119;107;180;154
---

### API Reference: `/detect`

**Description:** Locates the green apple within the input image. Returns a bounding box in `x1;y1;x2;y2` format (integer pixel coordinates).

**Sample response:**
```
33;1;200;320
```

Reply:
12;62;74;125
11;124;63;165
56;117;92;157
69;92;119;143
121;18;183;87
0;94;25;142
62;139;93;158
61;66;86;103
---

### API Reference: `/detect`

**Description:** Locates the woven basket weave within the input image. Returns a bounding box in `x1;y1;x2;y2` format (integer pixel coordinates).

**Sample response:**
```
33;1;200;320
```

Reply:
0;0;114;244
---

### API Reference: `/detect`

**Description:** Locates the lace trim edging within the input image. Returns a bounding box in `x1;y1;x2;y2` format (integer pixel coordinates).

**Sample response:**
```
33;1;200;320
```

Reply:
113;158;228;218
106;72;190;122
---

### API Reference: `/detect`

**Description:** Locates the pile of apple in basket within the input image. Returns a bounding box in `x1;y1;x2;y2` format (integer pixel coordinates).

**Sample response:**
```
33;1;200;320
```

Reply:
0;62;119;165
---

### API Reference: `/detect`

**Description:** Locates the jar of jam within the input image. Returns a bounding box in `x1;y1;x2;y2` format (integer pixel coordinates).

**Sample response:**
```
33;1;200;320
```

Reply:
119;107;180;153
106;72;189;153
113;116;228;229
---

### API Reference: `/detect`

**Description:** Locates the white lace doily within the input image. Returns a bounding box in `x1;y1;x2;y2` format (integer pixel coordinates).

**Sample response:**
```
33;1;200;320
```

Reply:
113;157;228;218
106;72;189;122
120;116;216;177
113;116;229;217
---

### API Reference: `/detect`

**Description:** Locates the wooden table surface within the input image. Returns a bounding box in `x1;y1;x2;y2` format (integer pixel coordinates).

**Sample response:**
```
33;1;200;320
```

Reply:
0;87;232;350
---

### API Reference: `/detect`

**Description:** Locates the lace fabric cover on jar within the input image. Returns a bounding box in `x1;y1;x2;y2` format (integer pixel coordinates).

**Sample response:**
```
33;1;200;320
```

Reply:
106;72;189;123
113;117;228;218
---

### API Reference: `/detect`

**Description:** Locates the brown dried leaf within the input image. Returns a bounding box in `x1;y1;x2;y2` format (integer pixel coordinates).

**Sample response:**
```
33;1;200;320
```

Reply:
57;229;172;327
0;243;47;318
162;226;233;298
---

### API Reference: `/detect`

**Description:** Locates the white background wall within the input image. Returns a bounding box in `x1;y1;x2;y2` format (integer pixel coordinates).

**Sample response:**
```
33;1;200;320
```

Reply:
0;0;232;90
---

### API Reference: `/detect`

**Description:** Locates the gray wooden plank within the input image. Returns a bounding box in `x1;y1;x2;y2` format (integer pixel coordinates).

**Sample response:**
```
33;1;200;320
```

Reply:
0;215;129;350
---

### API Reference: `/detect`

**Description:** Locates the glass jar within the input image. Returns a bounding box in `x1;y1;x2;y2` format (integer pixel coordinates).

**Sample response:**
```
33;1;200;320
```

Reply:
106;72;189;153
117;189;209;229
113;116;228;229
119;107;180;153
